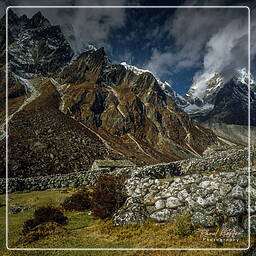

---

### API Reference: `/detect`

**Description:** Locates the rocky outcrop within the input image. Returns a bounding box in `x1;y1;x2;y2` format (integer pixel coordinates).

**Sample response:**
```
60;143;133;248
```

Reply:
0;83;124;178
4;10;74;78
203;79;256;126
53;47;218;164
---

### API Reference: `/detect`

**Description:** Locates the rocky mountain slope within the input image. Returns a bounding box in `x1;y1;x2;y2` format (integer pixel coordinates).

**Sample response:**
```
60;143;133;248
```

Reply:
204;74;256;126
182;69;256;126
0;10;220;178
176;69;256;146
51;46;218;163
202;122;256;146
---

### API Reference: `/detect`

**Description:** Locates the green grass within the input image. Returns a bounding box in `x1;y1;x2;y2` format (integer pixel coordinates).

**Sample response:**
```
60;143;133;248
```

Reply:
0;189;254;256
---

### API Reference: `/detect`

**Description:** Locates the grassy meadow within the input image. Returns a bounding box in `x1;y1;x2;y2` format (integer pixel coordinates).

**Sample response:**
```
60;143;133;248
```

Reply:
0;189;254;256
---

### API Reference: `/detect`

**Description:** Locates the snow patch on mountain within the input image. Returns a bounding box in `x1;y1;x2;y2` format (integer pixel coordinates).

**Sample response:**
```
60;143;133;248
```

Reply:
235;68;255;85
184;103;214;115
121;62;152;75
186;72;223;101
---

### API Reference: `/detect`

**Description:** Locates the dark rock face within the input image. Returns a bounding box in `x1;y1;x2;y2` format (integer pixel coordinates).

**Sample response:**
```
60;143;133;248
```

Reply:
54;48;217;165
27;11;51;28
1;10;74;78
8;24;73;78
204;79;256;126
0;83;123;178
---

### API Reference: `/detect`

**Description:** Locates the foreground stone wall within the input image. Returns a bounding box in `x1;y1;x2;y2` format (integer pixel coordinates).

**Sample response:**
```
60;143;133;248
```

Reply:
0;147;254;194
113;169;256;235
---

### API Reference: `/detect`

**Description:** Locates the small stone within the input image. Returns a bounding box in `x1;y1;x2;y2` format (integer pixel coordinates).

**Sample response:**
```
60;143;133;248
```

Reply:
144;192;157;206
177;189;189;201
146;206;156;215
219;184;232;196
231;185;245;200
226;199;245;216
166;197;183;209
155;199;165;210
112;197;148;226
250;186;256;200
243;215;256;235
150;209;171;222
238;175;248;187
191;212;217;227
199;181;210;188
182;176;195;185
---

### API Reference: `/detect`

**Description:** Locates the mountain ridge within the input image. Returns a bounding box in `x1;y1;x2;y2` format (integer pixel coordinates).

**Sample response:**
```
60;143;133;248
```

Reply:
0;10;240;178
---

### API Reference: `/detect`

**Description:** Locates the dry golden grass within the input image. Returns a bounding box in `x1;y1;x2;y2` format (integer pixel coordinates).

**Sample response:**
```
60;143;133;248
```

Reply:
1;190;255;256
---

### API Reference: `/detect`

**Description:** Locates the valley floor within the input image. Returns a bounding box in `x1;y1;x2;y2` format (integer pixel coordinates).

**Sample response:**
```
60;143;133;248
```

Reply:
0;190;254;256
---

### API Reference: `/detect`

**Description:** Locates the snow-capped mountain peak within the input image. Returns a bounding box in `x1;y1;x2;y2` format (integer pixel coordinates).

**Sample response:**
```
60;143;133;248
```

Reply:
120;61;189;109
182;72;224;116
120;62;152;75
81;44;97;52
120;62;173;92
185;72;223;101
235;68;255;85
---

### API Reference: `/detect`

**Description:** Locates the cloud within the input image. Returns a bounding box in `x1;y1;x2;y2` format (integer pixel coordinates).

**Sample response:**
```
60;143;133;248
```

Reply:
146;7;250;91
6;0;128;52
191;15;249;98
145;49;175;77
203;19;248;74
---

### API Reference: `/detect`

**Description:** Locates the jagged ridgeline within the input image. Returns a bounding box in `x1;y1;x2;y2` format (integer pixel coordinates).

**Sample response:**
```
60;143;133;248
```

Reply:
0;10;219;178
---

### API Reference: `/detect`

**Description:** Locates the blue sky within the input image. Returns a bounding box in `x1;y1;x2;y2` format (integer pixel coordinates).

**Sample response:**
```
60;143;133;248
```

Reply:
2;0;255;95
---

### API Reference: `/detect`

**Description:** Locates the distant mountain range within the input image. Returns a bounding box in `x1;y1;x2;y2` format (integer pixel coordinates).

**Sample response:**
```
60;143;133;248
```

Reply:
0;10;252;178
181;69;256;126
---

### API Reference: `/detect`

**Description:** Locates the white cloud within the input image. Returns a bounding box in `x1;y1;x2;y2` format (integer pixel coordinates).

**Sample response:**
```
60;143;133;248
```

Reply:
145;49;175;77
191;16;249;98
146;7;250;89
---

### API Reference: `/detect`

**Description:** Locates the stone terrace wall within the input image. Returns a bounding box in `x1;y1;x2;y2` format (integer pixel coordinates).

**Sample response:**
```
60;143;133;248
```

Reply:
0;147;254;194
180;147;253;174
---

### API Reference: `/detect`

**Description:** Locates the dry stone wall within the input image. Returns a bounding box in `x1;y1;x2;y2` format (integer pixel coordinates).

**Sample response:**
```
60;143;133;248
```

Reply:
0;147;254;194
113;169;256;235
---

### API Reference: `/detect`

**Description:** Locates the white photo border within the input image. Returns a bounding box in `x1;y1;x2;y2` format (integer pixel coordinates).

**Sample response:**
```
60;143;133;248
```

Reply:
5;5;251;251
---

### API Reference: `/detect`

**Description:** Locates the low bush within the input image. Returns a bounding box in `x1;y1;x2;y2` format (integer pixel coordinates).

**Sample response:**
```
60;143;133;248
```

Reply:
22;206;67;234
90;175;127;219
18;222;65;245
172;213;193;237
61;192;91;211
